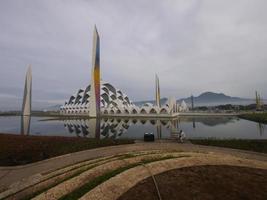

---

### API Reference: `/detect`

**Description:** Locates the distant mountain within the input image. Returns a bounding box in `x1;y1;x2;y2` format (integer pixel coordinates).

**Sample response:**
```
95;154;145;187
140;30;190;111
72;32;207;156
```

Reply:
178;92;255;106
133;98;168;106
133;92;258;107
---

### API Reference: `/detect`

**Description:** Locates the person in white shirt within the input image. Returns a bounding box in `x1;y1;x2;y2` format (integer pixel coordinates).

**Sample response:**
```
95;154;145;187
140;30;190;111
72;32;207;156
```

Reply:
179;130;186;143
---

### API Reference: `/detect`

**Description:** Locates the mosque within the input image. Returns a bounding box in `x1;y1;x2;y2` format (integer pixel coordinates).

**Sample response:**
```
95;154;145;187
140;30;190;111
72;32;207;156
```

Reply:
59;26;188;117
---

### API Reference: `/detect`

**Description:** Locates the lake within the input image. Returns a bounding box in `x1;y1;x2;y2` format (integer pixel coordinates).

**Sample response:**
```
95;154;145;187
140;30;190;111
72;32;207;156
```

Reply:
0;116;266;139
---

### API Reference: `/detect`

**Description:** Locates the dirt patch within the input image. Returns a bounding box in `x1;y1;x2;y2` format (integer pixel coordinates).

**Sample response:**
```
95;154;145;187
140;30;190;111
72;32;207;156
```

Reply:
119;165;267;200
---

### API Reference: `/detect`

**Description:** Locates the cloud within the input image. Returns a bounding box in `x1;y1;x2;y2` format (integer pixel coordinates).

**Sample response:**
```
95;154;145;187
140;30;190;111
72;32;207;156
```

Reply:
0;0;266;110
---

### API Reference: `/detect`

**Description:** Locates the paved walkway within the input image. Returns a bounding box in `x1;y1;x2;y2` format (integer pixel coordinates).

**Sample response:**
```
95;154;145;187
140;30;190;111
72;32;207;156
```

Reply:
0;141;266;190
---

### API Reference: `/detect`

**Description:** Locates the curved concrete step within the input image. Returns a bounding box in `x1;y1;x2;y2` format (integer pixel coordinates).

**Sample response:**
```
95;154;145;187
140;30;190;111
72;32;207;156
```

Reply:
32;151;185;200
2;155;117;200
2;151;161;199
79;153;267;200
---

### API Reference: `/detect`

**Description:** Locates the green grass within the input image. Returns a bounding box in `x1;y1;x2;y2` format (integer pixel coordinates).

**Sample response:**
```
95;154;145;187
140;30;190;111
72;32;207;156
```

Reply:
59;155;176;200
190;139;267;153
140;155;175;164
118;153;137;159
239;112;267;124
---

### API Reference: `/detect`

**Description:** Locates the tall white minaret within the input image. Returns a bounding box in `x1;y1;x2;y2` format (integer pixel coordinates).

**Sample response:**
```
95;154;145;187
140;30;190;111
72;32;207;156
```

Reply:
155;74;161;108
89;26;101;117
22;65;32;116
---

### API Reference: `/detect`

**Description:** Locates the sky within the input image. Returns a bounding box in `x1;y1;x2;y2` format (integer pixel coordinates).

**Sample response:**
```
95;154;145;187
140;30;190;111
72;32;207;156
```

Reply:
0;0;266;110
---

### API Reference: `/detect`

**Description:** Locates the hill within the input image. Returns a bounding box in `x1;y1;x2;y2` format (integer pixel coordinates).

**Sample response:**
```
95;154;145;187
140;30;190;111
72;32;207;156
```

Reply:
134;92;257;107
178;92;254;106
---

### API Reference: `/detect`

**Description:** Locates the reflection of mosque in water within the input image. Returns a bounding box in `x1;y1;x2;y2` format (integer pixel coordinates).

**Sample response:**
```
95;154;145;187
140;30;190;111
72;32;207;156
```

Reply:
63;118;176;139
20;116;266;138
61;117;246;139
62;117;267;139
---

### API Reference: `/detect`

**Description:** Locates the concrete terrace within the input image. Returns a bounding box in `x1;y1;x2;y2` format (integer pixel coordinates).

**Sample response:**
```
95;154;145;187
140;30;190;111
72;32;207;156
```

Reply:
0;141;266;200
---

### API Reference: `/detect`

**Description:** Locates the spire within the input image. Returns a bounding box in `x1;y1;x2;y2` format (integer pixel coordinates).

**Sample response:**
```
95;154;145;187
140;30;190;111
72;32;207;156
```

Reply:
22;64;32;116
89;26;101;117
191;94;194;110
94;24;99;36
155;74;161;108
255;90;263;110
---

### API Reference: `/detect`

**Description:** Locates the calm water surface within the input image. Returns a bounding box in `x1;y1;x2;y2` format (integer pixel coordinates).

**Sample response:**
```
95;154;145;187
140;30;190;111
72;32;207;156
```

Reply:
0;116;266;139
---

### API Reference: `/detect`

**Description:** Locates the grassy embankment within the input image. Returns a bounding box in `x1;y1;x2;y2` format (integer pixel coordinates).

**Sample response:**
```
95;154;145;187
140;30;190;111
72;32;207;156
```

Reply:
0;111;60;117
0;134;134;166
190;139;267;153
238;112;267;124
0;111;20;116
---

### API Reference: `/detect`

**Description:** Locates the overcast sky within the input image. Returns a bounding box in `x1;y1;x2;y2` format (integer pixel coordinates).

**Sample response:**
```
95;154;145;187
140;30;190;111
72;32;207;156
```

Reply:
0;0;266;110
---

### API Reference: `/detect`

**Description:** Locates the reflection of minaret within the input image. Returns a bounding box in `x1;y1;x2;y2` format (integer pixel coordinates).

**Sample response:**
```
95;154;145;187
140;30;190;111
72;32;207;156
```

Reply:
258;123;265;136
155;74;161;108
156;120;162;139
170;119;179;139
88;118;100;139
193;118;196;129
255;91;262;110
21;115;31;135
89;26;101;117
22;65;32;116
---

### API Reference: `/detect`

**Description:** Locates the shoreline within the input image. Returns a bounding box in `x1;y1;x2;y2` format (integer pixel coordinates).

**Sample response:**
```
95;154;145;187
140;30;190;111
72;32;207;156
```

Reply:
0;112;240;118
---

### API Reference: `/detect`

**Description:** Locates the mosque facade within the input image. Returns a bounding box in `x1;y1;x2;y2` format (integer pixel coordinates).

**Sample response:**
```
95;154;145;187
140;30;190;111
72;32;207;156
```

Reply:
60;27;188;117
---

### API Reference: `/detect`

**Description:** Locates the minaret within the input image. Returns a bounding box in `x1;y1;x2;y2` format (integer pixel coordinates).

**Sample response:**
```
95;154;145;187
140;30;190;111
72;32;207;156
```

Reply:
191;95;194;110
89;26;101;117
22;65;32;116
155;74;161;108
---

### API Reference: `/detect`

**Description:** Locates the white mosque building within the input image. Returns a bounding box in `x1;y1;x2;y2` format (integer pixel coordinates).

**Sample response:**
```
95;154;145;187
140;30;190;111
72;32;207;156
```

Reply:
59;27;188;117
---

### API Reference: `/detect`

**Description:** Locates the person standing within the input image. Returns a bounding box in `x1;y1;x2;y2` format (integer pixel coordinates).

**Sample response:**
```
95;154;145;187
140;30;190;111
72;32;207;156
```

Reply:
179;130;186;143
